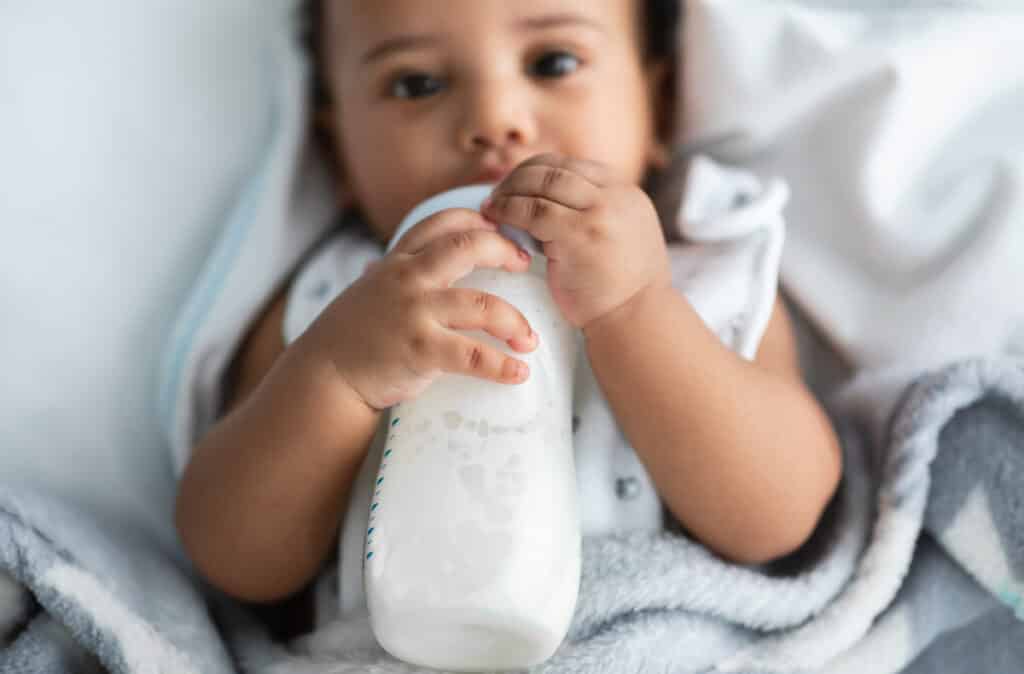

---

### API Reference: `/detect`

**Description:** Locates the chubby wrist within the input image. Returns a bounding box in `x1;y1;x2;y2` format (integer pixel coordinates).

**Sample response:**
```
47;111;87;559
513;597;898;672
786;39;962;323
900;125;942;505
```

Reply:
274;335;382;426
582;280;674;345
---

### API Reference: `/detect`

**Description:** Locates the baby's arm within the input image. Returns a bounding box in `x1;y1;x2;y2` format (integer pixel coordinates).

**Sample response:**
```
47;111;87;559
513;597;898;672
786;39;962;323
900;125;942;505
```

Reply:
175;211;538;603
479;154;839;564
175;287;380;602
584;290;842;565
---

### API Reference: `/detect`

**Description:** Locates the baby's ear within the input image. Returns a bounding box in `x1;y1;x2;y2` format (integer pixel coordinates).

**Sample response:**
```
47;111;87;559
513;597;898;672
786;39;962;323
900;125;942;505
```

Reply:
645;59;676;170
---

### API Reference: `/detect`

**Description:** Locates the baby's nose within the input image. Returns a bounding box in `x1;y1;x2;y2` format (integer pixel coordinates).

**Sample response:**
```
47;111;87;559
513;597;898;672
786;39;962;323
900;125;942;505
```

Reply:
468;125;523;151
458;86;537;152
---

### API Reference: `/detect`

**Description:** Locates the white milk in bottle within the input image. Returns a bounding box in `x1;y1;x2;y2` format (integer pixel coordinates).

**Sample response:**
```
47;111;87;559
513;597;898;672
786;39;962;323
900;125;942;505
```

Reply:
364;185;581;672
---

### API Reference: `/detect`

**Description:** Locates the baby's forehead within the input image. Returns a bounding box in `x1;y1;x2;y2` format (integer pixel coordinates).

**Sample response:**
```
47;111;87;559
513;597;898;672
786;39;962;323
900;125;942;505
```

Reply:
325;0;642;52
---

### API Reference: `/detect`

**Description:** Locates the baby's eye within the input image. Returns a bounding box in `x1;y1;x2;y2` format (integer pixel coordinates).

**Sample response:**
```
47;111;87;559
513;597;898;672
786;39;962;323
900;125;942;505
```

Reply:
530;51;581;79
389;72;445;100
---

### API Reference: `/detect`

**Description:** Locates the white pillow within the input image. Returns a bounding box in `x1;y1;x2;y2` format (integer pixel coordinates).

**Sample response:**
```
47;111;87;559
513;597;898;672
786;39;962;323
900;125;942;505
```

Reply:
0;1;302;545
681;0;1024;373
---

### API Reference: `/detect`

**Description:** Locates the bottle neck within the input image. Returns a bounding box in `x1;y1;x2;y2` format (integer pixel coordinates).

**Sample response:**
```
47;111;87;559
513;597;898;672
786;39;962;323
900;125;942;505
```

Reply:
386;184;545;257
498;224;542;257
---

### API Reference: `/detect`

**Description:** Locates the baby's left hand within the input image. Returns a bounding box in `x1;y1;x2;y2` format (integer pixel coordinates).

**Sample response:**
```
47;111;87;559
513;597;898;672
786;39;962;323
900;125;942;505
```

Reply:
482;153;670;331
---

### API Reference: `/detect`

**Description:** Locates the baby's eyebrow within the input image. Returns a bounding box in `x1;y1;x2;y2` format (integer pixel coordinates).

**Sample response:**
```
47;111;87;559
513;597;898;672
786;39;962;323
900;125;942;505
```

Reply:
512;12;607;35
361;34;444;67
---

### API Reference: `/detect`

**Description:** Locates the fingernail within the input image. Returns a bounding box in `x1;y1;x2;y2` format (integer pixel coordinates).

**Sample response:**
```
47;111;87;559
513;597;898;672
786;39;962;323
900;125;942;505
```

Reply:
503;359;525;380
481;196;493;211
518;247;532;261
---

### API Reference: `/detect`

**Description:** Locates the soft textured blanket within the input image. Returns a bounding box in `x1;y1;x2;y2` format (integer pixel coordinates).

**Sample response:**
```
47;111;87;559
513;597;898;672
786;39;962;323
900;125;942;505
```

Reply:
206;357;1023;674
4;356;1023;673
0;485;234;674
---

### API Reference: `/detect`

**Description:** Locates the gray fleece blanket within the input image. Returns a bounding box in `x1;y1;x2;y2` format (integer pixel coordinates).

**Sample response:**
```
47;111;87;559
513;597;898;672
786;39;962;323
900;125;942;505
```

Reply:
221;357;1024;674
6;355;1019;673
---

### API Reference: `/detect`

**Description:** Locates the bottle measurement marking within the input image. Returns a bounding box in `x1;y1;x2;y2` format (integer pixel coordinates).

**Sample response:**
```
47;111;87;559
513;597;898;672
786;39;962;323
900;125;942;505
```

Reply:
368;418;399;564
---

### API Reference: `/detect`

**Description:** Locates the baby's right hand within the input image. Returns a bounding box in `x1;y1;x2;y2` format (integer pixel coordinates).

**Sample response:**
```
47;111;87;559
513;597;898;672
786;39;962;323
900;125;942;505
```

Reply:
299;208;539;410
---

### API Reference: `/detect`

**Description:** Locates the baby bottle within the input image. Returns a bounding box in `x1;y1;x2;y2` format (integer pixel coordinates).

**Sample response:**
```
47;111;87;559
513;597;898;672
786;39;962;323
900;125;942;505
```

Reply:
364;185;581;672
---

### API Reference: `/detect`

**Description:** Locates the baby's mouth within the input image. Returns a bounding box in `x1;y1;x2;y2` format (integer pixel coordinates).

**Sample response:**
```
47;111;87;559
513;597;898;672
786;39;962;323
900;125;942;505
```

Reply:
470;164;513;184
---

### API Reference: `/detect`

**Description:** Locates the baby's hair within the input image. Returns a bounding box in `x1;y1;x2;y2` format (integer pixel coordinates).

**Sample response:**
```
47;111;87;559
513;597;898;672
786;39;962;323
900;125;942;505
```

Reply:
643;0;682;64
305;0;682;108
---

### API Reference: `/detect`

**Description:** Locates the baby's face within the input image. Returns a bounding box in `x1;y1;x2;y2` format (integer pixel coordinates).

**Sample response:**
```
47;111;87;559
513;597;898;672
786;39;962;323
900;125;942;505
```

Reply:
321;0;669;243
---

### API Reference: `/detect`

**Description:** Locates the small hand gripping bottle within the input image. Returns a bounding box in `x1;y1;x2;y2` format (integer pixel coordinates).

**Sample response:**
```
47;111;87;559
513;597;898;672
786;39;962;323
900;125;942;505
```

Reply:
364;185;581;672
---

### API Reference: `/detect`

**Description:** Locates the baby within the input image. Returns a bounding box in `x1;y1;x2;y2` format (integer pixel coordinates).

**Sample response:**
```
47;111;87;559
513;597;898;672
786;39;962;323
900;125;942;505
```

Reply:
175;0;843;634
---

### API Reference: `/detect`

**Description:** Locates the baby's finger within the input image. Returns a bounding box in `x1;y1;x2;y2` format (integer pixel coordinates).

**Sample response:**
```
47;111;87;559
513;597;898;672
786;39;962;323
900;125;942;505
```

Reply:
391;208;497;256
416;228;532;288
481;193;578;244
432;288;538;353
511;153;610;189
485;162;599;211
438;332;530;384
